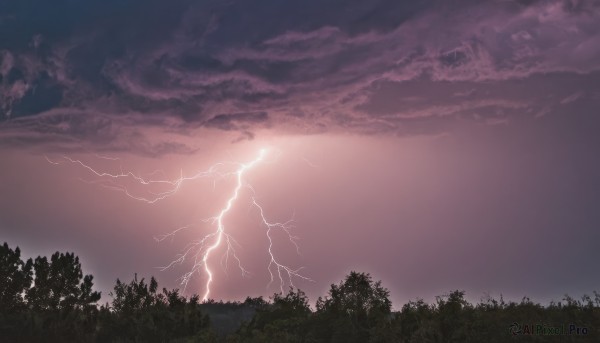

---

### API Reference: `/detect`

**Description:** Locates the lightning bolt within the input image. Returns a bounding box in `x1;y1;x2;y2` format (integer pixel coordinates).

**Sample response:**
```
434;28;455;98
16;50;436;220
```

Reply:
46;148;311;301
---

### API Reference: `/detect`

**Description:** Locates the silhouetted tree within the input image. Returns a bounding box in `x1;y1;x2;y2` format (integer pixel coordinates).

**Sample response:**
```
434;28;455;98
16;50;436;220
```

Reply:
435;290;472;342
26;252;100;341
0;243;33;340
25;252;100;311
97;274;215;342
0;244;101;342
0;243;32;311
232;288;312;342
3;240;600;342
313;271;392;343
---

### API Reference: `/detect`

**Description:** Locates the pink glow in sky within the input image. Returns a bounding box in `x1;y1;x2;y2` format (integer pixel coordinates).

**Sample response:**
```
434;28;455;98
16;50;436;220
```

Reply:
1;0;600;306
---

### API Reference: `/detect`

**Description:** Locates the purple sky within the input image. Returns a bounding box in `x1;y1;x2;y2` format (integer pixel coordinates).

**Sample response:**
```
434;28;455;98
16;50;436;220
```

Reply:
1;0;600;307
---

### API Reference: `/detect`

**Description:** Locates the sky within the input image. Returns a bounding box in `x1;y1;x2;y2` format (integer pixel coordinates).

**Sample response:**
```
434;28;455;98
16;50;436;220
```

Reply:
1;0;600;307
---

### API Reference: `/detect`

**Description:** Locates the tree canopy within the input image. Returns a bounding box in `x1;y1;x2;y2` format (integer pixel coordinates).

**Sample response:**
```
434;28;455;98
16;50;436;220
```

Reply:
1;241;599;342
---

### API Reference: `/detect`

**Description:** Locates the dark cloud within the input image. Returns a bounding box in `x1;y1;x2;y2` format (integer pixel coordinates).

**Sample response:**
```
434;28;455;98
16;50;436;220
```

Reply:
0;0;599;153
205;111;269;131
10;71;63;116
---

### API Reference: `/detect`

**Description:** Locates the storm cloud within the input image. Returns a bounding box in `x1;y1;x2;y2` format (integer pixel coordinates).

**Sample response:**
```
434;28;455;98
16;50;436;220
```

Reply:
1;0;599;153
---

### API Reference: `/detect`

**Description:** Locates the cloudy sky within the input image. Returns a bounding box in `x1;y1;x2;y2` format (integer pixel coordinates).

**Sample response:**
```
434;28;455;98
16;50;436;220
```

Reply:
1;0;599;306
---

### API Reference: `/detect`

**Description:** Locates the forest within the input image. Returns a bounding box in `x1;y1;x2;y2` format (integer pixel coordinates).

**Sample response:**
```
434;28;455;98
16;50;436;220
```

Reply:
1;242;598;342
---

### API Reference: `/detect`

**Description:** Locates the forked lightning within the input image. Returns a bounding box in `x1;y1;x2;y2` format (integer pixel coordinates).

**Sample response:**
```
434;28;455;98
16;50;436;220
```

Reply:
47;149;310;301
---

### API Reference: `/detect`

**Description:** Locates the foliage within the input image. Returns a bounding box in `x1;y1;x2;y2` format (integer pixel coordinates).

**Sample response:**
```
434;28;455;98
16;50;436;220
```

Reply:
312;271;392;343
0;242;32;311
1;243;101;341
25;252;101;311
231;288;312;342
96;275;214;342
1;241;600;342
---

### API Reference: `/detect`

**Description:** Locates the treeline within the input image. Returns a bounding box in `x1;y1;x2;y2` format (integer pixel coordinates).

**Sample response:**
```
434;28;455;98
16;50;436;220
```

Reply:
1;242;599;342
